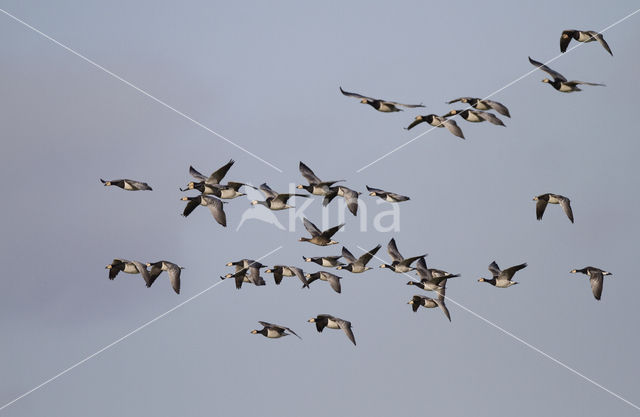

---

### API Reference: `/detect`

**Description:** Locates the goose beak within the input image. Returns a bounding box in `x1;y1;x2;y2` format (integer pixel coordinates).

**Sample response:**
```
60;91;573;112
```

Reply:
379;264;386;268
225;262;233;266
105;265;112;269
265;269;272;273
360;99;367;104
250;330;258;334
180;197;188;201
296;185;303;189
369;192;376;196
570;270;577;273
251;200;258;205
478;278;485;282
308;318;315;323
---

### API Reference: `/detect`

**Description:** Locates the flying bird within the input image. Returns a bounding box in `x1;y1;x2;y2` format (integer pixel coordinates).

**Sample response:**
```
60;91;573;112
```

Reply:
560;30;612;55
340;86;425;112
251;183;308;210
407;258;459;295
297;162;344;197
106;259;153;287
366;186;410;203
181;181;255;199
405;114;465;139
533;193;574;223
251;321;301;339
443;109;505;126
146;260;183;294
408;291;451;322
528;56;605;92
570;266;612;300
303;255;344;268
188;160;235;185
308;314;356;345
379;238;426;273
264;265;309;287
100;178;152;191
181;195;227;227
338;244;382;273
305;271;343;293
447;97;510;117
478;261;527;288
298;217;344;246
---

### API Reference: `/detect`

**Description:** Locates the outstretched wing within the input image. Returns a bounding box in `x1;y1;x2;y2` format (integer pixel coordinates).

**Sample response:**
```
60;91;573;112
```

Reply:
339;86;375;101
207;159;235;184
189;166;208;181
387;238;404;263
484;100;510;117
443;119;465;139
558;197;574;223
594;33;613;56
477;111;505;126
536;198;549;221
323;223;344;239
204;196;227;227
299;162;322;185
165;263;181;294
259;183;279;199
560;30;575;53
358;244;382;266
303;217;322;237
528;56;567;82
289;266;309;288
488;261;501;278
589;272;604;300
405;118;426;130
341;246;357;264
337;319;356;346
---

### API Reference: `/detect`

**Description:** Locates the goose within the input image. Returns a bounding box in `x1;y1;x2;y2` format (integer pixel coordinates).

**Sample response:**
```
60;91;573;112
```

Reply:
222;265;266;289
308;314;356;345
560;30;612;55
251;321;301;339
379;238;426;273
221;269;252;289
188;159;235;185
106;259;153;287
443;109;505;126
366;186;410;203
225;259;267;270
298;217;344;246
337;186;361;216
180;181;255;199
478;261;527;288
340;86;424;112
180;195;227;227
297;162;344;196
529;57;605;92
303;255;344;268
408;291;451;322
146;260;183;294
533;193;574;223
100;178;152;191
304;271;343;293
264;265;309;287
447;97;510;117
407;258;459;295
570;267;612;300
404;114;465;139
251;183;308;210
337;244;381;273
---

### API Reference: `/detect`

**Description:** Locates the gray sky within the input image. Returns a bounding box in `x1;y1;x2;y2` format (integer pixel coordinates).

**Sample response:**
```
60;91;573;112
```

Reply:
1;1;640;416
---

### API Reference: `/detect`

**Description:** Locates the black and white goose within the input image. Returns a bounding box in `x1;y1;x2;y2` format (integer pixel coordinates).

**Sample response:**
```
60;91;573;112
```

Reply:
187;160;235;186
407;258;459;294
146;260;183;294
251;183;308;210
379;238;426;273
337;244;382;274
181;181;255;199
443;109;505;126
264;265;309;287
304;271;343;293
340;87;424;113
298;217;344;246
405;114;465;139
222;264;266;289
303;255;344;268
529;56;605;92
251;321;301;339
408;290;451;322
100;178;152;191
297;162;343;197
323;186;361;216
181;194;227;227
570;267;612;300
478;261;527;288
560;30;612;55
366;186;410;203
308;314;356;346
533;193;574;223
106;259;153;287
447;97;510;117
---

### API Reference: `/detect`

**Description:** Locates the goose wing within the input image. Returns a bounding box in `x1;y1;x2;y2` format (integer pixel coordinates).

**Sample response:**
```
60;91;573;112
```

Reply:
484;100;510;117
488;261;502;278
442;119;465;139
165;262;181;294
189;166;208;181
289;266;309;288
536;197;549;221
323;272;342;293
358;244;382;266
203;195;227;227
259;183;279;199
336;319;356;346
529;57;567;82
339;87;376;101
589;271;604;300
130;261;152;287
299;162;322;185
341;246;357;264
303;217;322;237
339;187;360;216
557;196;574;223
477;111;505;126
594;32;613;55
322;223;344;239
560;30;576;53
206;159;234;184
387;238;404;263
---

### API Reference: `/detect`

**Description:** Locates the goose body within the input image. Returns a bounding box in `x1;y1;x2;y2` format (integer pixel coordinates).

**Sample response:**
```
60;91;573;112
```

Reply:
297;162;343;196
251;183;308;210
303;255;344;268
146;260;183;294
379;238;426;273
181;195;227;227
560;30;612;55
443;109;505;126
447;97;511;117
251;321;301;339
304;271;343;293
298;217;344;246
264;265;309;287
366;186;410;203
533;193;574;223
337;244;381;274
308;314;356;345
529;56;605;93
570;266;612;300
340;87;424;113
478;261;527;288
106;259;153;287
100;179;152;191
405;114;465;139
408;292;451;322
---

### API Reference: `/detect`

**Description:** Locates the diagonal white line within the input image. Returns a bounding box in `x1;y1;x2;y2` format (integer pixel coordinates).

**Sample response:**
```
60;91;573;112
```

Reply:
356;246;640;411
356;7;640;173
0;8;283;173
0;246;283;412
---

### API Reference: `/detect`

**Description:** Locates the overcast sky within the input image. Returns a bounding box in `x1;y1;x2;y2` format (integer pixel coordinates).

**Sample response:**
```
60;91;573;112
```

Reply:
1;1;640;416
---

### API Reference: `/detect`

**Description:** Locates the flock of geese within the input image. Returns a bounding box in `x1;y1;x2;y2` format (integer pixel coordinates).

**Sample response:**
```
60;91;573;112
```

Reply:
103;29;614;344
